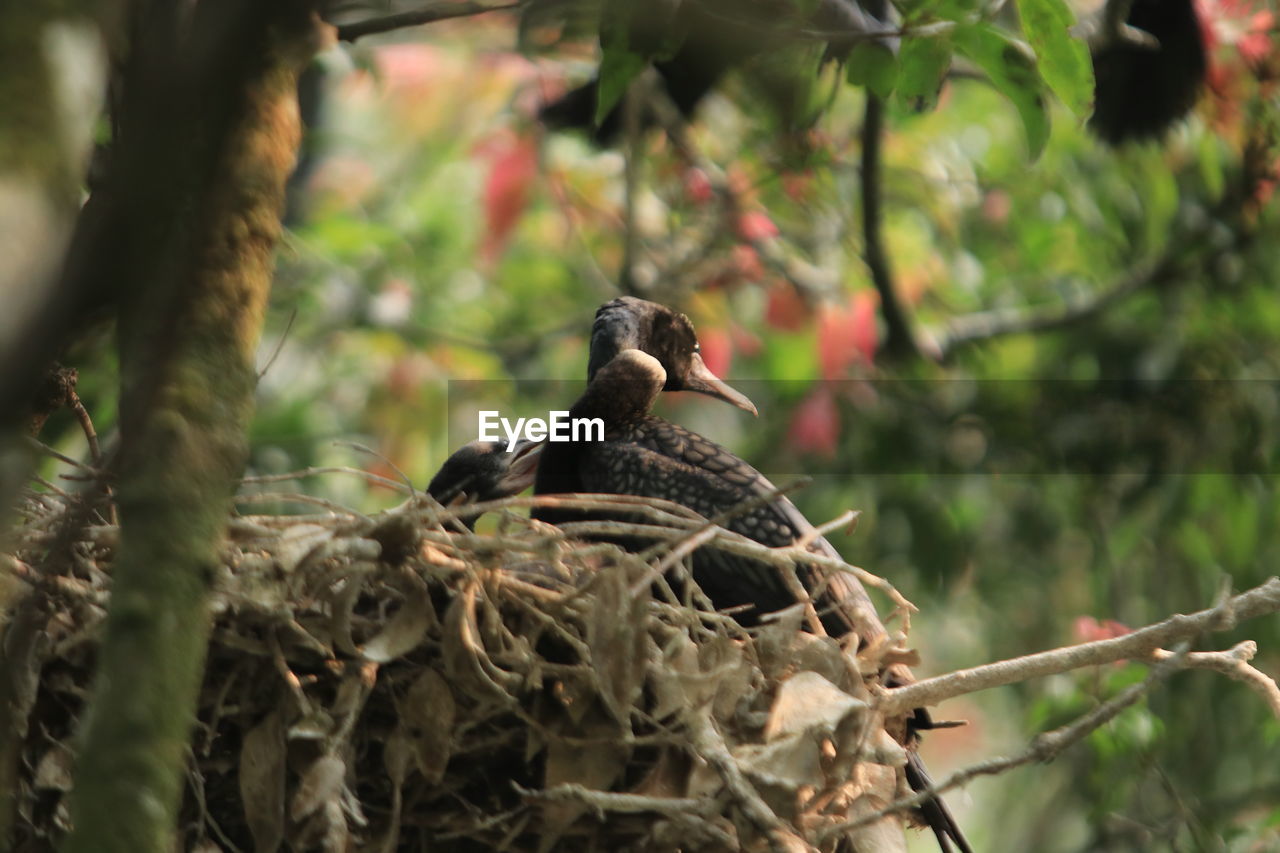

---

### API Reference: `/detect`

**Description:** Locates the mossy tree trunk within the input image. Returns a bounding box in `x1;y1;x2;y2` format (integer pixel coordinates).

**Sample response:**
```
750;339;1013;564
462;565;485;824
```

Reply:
58;4;330;853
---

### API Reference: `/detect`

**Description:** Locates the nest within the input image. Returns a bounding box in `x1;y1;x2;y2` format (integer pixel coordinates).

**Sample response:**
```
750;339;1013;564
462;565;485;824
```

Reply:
2;481;923;852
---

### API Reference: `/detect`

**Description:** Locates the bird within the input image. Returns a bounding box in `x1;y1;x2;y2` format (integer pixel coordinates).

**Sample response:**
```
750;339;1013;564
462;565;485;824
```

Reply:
1089;0;1207;145
534;297;970;851
427;438;543;520
538;0;1204;149
425;438;591;590
536;0;884;145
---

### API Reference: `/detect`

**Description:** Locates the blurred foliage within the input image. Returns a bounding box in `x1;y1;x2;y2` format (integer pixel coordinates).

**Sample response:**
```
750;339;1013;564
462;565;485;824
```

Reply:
38;0;1280;849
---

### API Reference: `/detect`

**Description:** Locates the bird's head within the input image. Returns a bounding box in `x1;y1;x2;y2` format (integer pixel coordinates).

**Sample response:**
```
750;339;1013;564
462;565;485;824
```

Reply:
588;297;757;415
427;439;544;525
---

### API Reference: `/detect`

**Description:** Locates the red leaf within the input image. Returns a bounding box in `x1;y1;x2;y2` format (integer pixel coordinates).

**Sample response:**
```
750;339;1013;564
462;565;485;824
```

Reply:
734;211;779;242
683;167;714;205
730;323;762;357
782;171;814;203
697;327;732;378
764;282;808;332
731;244;765;282
1072;616;1133;644
816;291;878;379
478;131;538;266
788;387;840;458
850;290;879;364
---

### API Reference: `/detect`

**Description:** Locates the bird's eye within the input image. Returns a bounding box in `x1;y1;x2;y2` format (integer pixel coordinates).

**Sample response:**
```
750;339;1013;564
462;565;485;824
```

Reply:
693;343;700;352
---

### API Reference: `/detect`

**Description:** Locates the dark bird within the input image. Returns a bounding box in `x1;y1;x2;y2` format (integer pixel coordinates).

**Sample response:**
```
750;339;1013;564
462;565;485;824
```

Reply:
426;438;586;588
534;297;970;851
538;0;1204;149
536;0;884;145
1090;0;1207;145
428;438;543;522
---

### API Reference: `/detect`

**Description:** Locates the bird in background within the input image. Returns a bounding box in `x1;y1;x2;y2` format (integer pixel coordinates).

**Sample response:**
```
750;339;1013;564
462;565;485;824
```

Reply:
534;0;1206;147
1089;0;1207;145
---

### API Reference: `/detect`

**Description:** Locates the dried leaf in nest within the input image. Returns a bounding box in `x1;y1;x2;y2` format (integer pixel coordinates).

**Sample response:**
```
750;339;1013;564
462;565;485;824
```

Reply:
239;709;286;853
273;524;335;575
754;603;808;679
394;668;455;784
702;635;754;721
586;561;650;725
763;671;866;743
367;513;421;567
291;752;357;853
33;742;74;792
649;631;701;720
358;571;434;663
4;608;49;740
542;707;631;837
291;753;346;822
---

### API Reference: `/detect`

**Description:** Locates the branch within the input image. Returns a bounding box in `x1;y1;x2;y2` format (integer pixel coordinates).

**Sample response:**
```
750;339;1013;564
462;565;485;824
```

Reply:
860;91;918;360
335;2;521;42
880;577;1280;715
934;252;1178;358
1149;641;1280;717
642;85;839;299
823;638;1196;842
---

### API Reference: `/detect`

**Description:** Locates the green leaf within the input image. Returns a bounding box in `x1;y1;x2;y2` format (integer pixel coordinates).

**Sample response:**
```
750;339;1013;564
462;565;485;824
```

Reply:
1014;0;1093;117
953;22;1050;159
595;46;646;126
846;41;899;99
897;34;952;109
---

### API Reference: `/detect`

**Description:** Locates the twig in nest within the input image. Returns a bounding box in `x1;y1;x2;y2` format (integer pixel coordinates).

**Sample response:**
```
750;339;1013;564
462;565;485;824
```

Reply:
241;465;412;495
333;440;417;496
690;710;814;853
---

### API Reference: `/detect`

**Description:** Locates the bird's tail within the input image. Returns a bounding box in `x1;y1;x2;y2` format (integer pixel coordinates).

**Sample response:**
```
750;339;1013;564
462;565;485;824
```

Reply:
903;750;972;853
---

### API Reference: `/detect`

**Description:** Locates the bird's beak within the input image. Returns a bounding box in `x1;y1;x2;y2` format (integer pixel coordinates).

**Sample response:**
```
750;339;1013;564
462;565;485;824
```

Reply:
497;440;544;493
683;353;758;416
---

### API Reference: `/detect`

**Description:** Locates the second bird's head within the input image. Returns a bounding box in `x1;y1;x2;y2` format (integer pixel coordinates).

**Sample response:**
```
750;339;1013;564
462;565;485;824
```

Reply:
587;297;757;416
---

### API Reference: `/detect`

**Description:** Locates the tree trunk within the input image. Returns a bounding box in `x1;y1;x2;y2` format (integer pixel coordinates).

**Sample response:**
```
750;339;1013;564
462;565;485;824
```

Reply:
60;5;330;853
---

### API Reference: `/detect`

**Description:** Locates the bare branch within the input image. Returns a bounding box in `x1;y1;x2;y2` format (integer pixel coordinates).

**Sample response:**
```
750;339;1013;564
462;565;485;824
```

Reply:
934;253;1175;358
881;577;1280;715
824;639;1196;842
335;2;521;42
1149;641;1280;718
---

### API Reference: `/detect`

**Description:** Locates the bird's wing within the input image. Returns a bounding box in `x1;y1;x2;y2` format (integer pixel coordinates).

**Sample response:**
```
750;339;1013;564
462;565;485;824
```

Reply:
578;421;882;639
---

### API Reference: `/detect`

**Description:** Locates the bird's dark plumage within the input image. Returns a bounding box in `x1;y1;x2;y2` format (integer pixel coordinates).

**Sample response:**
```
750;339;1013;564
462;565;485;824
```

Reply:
1090;0;1206;145
535;0;886;145
534;298;970;851
428;439;542;514
536;349;883;638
